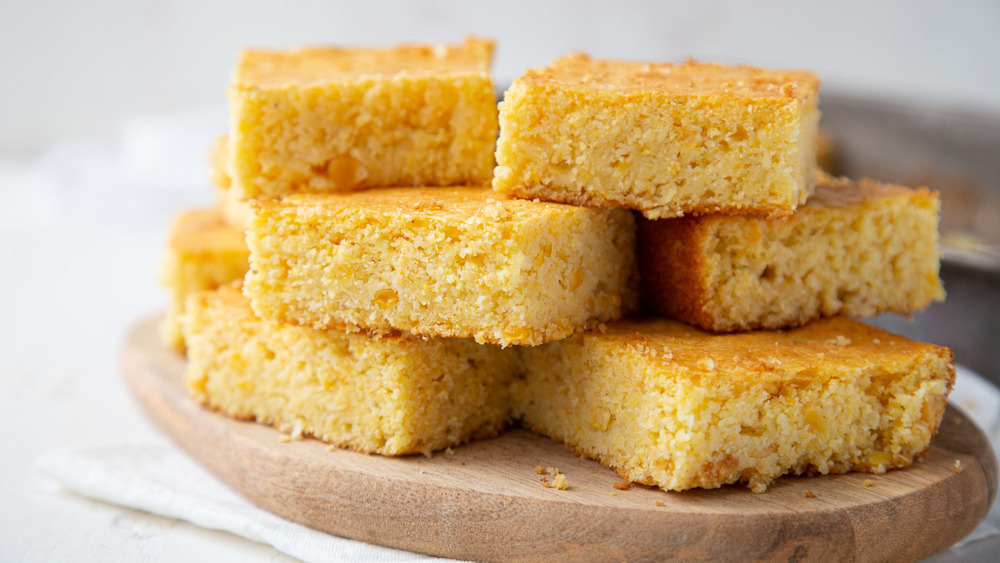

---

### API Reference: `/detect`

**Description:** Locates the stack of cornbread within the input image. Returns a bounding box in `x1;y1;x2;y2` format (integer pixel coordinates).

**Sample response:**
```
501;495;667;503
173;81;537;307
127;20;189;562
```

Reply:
160;37;953;493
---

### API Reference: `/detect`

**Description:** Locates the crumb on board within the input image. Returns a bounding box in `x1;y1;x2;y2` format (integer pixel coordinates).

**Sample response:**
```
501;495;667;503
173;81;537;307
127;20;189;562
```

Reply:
655;501;665;507
613;481;630;491
536;465;568;489
611;492;618;496
278;434;290;443
553;473;569;490
954;459;964;473
326;445;336;452
863;479;873;488
804;491;816;499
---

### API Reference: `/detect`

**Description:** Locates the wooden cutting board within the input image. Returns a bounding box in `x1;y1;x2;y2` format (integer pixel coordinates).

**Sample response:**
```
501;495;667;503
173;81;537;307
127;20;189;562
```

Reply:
123;316;997;562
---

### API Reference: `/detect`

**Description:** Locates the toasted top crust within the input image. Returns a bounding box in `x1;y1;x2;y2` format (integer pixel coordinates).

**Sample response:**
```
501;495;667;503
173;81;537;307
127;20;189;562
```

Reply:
256;187;598;221
808;172;933;209
168;208;246;254
234;37;494;87
593;316;953;377
516;53;819;99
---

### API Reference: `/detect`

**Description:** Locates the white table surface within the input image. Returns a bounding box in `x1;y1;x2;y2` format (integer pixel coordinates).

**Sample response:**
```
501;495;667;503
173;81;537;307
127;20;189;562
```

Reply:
2;111;998;562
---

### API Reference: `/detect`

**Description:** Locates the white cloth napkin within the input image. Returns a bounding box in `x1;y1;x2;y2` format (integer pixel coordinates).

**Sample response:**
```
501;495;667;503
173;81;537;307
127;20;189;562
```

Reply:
33;365;1000;562
32;444;445;562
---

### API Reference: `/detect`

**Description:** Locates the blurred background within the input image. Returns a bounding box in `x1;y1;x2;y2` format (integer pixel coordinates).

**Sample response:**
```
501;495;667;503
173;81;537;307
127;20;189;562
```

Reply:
2;1;999;560
2;0;999;152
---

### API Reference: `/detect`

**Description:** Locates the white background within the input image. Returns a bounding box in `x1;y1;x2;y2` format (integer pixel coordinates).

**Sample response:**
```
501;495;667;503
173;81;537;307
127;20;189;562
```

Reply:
2;0;999;153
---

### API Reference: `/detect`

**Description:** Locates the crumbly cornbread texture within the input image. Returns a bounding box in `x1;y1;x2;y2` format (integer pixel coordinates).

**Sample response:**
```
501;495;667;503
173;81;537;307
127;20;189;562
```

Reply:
493;54;820;219
513;317;955;493
159;209;249;349
244;187;637;346
209;134;252;231
229;37;498;199
183;285;518;455
638;174;945;332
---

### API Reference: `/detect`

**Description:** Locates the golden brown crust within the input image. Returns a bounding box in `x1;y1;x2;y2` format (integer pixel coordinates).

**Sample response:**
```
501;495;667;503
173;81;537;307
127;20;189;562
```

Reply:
234;37;494;87
503;187;801;219
167;208;247;254
521;54;819;99
810;172;930;208
267;186;584;221
598;316;955;371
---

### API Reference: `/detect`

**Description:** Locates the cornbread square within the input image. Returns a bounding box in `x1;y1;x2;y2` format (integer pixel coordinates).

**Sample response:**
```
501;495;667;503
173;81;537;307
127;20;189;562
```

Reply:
183;285;519;455
244;187;637;346
209;134;252;231
494;54;820;219
229;37;498;199
638;174;945;332
159;209;249;349
514;317;955;493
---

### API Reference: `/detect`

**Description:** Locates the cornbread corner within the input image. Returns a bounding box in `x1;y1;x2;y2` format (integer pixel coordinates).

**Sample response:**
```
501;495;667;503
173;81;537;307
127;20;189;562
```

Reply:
494;54;820;219
182;285;519;455
244;187;637;346
159;208;249;349
638;173;945;332
229;36;498;199
514;317;955;493
208;134;252;231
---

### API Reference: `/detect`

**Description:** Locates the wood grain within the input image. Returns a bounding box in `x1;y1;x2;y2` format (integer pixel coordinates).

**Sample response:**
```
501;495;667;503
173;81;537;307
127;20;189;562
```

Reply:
123;315;996;562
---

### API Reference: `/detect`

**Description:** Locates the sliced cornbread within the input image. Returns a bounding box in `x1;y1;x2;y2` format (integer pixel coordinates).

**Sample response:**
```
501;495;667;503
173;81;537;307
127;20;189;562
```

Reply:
183;285;519;455
244;187;637;347
493;54;820;219
229;37;498;199
208;134;252;231
638;174;945;332
159;208;249;349
514;317;955;492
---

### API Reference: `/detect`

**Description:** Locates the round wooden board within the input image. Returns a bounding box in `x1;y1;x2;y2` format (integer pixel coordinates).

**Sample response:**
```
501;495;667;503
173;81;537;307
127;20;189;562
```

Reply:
123;316;997;562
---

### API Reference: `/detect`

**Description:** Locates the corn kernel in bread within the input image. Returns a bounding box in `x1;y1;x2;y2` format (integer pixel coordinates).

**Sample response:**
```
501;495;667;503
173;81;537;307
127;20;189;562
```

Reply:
638;174;945;332
245;187;637;346
183;285;518;455
494;54;820;219
209;134;252;231
229;37;497;199
514;317;954;492
159;209;249;349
